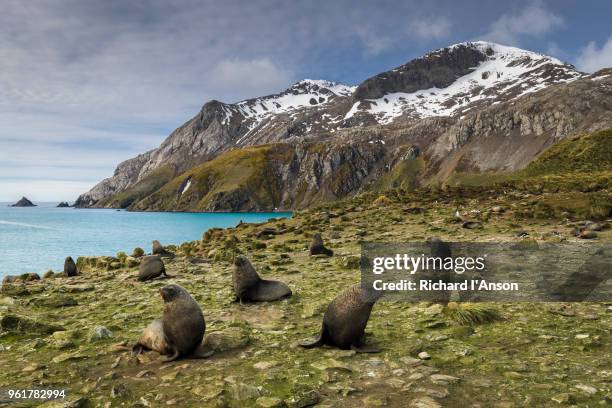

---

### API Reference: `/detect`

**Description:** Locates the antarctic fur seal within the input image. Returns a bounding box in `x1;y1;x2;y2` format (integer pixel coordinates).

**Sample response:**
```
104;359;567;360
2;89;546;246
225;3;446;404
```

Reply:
299;284;382;352
426;237;452;306
233;255;292;303
309;234;333;257
133;284;212;361
138;255;167;281
152;240;175;258
64;256;78;276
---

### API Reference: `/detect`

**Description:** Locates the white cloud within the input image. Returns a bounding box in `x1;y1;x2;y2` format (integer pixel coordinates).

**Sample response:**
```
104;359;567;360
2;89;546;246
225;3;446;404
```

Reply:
408;17;451;40
576;37;612;73
210;59;294;101
482;1;564;45
354;27;392;56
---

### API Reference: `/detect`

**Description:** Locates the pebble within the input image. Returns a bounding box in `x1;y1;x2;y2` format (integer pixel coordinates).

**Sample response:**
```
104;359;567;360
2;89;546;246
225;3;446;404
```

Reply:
574;384;598;395
551;393;575;404
256;396;284;408
430;374;460;385
418;351;431;360
410;396;442;408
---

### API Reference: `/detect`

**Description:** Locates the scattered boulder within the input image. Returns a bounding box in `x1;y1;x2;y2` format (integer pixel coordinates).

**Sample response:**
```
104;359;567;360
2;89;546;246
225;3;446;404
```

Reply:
10;196;36;207
256;227;280;238
20;272;40;281
309;233;333;257
64;256;78;276
124;256;139;268
203;326;250;352
137;255;167;281
89;326;113;342
0;313;64;334
462;220;482;229
43;270;55;279
57;202;70;208
490;205;505;213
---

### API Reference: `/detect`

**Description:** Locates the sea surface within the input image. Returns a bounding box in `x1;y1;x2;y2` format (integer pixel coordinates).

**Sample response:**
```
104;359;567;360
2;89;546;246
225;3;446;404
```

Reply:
0;202;290;278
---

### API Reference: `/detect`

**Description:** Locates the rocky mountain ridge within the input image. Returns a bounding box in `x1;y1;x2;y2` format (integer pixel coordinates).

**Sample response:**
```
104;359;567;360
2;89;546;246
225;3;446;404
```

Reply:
76;42;611;211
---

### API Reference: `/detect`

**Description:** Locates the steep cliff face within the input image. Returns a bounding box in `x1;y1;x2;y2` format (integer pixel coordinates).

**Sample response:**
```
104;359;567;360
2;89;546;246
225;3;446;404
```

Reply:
76;42;611;211
126;141;391;211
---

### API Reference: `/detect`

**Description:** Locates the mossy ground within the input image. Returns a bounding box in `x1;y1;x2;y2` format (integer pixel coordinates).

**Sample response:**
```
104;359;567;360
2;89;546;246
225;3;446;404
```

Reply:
1;184;610;407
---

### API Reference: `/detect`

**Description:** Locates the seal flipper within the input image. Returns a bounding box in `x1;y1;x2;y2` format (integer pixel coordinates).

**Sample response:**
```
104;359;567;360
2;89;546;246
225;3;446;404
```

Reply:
131;344;145;357
350;344;381;353
299;324;327;349
349;332;380;353
252;279;292;302
161;348;180;362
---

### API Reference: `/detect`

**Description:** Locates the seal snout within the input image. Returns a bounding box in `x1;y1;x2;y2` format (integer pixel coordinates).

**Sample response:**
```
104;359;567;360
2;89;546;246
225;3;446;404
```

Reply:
159;284;180;302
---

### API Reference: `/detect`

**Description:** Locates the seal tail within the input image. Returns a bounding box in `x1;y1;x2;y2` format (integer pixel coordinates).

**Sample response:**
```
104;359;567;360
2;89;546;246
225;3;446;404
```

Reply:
299;324;326;349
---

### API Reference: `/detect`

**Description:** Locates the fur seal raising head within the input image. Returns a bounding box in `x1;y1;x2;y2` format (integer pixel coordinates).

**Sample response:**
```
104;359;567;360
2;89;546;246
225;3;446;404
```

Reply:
233;255;292;303
64;256;78;276
132;285;213;360
159;284;205;361
152;240;175;258
309;234;333;257
300;284;382;352
138;255;167;281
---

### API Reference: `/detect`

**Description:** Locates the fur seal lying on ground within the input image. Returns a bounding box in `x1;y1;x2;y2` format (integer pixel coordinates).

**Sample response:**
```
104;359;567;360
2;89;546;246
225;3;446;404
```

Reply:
138;255;167;281
152;240;175;258
132;284;212;361
233;255;292;303
309;234;333;257
64;256;78;276
300;284;382;352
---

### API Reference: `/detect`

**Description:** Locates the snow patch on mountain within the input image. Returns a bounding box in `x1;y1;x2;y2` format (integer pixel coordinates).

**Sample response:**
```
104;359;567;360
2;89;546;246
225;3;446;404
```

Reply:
234;79;355;120
362;42;584;123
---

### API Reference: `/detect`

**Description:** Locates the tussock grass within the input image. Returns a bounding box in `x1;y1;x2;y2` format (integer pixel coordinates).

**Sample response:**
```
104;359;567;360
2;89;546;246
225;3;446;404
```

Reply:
444;302;502;326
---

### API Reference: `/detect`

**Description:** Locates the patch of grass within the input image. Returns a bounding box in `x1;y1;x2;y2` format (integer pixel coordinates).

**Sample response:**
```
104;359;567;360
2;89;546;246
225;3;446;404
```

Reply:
443;302;502;326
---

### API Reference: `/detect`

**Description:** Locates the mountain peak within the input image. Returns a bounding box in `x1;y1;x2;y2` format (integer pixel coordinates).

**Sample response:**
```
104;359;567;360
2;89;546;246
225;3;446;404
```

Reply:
349;40;584;123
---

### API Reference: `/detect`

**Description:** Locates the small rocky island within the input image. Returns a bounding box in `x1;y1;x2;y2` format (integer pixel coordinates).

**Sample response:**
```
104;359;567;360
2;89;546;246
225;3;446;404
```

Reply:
57;201;71;208
10;196;36;207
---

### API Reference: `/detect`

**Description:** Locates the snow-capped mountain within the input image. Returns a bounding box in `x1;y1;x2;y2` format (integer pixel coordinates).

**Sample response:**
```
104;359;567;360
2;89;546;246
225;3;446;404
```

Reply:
76;42;612;210
349;41;584;123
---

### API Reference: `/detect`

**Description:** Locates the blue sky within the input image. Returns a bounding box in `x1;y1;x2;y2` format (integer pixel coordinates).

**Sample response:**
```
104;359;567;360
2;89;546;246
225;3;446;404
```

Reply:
1;0;611;202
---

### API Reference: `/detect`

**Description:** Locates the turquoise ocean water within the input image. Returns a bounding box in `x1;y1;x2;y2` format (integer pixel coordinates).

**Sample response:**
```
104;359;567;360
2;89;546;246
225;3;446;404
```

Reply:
0;202;290;278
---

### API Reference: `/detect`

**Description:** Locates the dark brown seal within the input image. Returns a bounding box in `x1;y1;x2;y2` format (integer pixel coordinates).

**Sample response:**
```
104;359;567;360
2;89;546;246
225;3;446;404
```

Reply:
233;255;292;303
426;237;452;306
137;255;167;282
152;240;175;258
132;285;213;361
309;234;333;257
64;256;78;276
300;284;382;352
